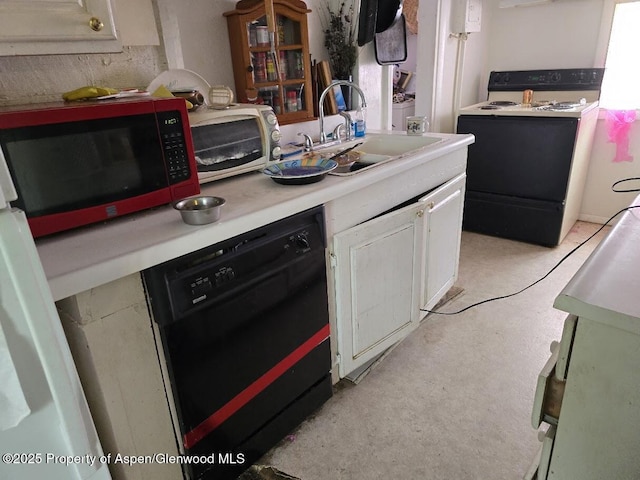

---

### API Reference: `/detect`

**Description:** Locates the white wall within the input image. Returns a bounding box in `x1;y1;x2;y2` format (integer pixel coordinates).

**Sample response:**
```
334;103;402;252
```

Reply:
456;0;604;117
581;120;640;223
486;0;604;71
415;0;491;133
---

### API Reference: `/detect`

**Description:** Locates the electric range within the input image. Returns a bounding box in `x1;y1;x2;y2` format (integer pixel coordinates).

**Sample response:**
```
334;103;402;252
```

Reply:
456;68;605;246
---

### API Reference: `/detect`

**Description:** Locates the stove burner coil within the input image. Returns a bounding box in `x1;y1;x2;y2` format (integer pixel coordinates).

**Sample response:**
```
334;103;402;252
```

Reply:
489;101;518;106
538;102;581;111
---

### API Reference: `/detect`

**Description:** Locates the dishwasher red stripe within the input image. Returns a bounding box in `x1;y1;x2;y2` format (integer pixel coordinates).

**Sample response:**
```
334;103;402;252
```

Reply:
182;323;330;450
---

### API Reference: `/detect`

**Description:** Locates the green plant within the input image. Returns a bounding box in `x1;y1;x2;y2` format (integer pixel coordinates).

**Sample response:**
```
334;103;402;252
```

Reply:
322;0;358;79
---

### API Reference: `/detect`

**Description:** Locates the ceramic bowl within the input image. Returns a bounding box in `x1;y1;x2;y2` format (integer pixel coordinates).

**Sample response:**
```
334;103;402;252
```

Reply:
173;196;225;225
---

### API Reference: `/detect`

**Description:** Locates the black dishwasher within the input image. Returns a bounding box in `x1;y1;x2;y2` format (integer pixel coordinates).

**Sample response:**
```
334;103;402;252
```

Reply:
143;206;332;480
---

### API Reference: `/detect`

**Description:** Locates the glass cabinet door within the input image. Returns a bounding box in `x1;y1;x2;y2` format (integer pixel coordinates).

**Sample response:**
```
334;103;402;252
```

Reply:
225;0;314;125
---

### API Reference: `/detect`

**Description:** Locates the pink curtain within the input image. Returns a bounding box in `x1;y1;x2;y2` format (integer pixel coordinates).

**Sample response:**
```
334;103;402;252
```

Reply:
606;109;636;162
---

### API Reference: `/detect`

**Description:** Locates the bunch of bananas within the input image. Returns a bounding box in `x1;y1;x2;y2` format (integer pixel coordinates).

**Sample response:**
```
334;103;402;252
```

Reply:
62;86;119;101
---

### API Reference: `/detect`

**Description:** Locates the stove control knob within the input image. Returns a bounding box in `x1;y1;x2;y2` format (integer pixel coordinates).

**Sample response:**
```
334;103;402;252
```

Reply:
550;72;561;83
493;72;509;84
294;233;310;251
502;73;510;84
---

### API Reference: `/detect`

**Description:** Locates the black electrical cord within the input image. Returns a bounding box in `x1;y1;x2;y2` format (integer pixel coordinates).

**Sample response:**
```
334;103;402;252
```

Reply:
422;204;640;316
612;177;640;193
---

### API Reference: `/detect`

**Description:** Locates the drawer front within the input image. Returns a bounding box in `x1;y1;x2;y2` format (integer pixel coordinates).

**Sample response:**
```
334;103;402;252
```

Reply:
531;314;577;429
531;342;565;429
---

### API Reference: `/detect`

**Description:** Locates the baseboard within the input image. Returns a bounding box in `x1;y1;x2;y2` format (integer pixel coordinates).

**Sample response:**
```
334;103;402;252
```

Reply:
577;213;610;225
578;214;622;225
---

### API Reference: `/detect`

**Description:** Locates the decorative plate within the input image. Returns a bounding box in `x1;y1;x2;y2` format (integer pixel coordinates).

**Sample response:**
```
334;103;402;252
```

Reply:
263;158;338;185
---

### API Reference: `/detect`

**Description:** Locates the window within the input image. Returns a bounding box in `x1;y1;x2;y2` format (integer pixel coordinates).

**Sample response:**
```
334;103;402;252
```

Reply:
599;1;640;109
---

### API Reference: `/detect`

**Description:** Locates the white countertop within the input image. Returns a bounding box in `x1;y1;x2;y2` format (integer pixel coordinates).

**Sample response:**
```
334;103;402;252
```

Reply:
554;196;640;334
36;132;473;301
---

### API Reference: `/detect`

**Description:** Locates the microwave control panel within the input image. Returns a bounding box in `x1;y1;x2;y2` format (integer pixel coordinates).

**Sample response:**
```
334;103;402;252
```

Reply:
158;110;191;184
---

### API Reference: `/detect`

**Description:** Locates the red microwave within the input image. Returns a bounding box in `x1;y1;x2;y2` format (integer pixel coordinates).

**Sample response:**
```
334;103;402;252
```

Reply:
0;97;200;237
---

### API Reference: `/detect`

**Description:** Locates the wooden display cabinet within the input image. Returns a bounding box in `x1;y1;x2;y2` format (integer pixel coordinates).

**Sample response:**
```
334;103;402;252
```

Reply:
224;0;315;125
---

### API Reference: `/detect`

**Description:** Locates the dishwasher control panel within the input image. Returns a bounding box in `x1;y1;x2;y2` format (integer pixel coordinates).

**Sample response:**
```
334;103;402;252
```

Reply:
143;206;326;325
189;266;237;304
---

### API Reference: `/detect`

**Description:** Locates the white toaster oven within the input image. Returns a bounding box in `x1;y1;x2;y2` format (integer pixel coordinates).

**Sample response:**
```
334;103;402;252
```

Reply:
188;104;282;183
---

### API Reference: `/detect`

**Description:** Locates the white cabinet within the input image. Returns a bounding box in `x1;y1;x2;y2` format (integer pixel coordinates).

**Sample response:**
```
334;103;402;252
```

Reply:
420;174;465;315
530;316;640;480
0;0;120;56
528;198;640;479
333;173;466;377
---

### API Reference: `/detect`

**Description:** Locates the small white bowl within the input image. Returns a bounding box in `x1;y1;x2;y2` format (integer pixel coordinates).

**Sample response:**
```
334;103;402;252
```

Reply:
173;196;225;225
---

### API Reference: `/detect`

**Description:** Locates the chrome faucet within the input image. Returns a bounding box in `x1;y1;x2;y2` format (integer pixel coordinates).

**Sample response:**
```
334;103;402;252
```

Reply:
318;80;367;144
297;132;314;152
339;111;353;140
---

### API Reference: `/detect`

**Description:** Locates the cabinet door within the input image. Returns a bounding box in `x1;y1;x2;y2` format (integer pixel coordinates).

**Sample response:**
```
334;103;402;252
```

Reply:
0;0;120;56
420;173;466;315
333;202;424;378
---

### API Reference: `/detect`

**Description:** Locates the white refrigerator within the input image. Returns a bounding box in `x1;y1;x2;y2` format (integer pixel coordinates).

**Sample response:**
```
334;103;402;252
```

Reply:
0;156;110;479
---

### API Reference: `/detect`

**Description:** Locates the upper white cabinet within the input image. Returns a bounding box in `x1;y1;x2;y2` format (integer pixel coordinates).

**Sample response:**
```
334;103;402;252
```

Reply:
0;0;121;56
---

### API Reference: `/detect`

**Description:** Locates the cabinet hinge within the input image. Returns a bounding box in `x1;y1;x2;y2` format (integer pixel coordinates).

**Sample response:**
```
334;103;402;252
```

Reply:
329;252;337;269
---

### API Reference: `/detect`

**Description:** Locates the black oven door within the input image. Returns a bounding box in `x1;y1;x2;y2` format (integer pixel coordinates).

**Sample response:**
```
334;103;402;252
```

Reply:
458;115;579;202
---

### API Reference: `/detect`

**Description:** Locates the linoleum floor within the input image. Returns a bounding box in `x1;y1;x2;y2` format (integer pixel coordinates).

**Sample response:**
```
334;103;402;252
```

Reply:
260;221;609;480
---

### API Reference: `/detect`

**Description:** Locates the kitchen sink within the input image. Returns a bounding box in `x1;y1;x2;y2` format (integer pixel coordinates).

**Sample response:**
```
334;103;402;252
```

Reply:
357;133;442;156
322;133;444;176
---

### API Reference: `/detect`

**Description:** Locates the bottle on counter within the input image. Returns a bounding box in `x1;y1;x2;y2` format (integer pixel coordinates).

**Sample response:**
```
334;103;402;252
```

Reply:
354;107;366;137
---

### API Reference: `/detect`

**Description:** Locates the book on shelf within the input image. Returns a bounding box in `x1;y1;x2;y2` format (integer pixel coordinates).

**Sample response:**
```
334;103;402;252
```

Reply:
317;60;338;115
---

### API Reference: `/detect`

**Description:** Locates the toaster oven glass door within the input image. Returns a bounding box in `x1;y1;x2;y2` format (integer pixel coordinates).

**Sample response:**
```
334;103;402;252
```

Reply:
1;115;168;218
191;118;263;172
